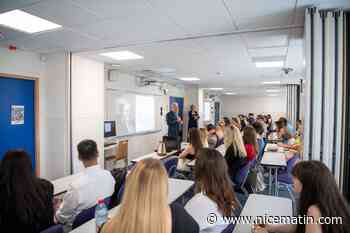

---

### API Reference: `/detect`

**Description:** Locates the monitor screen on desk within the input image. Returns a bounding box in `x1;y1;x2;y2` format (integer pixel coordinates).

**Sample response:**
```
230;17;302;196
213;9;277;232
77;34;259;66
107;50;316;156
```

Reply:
104;121;116;138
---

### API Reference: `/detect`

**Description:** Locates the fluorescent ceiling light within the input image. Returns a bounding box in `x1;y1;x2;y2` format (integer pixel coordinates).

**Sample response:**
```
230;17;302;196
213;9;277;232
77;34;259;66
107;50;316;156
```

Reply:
0;10;61;33
179;77;200;81
262;81;281;85
208;88;223;90
111;64;121;67
267;94;279;97
101;51;143;60
266;89;281;93
255;61;284;68
225;92;236;95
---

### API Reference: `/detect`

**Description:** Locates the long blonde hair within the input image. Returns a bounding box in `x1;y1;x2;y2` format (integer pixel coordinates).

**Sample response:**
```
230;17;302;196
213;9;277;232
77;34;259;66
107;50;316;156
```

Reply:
199;128;209;148
102;159;170;233
224;126;247;157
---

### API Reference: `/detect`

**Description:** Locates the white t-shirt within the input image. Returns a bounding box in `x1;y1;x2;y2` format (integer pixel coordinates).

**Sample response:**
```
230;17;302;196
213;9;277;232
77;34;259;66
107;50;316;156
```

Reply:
185;192;228;233
56;165;115;227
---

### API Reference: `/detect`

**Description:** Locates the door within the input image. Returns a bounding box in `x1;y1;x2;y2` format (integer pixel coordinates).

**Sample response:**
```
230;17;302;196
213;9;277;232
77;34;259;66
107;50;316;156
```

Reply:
0;76;37;171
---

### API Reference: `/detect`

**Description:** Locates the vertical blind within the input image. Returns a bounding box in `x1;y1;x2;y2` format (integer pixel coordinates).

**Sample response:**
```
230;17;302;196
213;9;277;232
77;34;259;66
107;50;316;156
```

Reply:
303;7;345;185
285;84;300;128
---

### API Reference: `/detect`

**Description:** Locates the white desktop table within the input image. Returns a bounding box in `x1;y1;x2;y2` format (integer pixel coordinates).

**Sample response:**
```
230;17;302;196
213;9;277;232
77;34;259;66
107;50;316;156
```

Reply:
260;151;287;196
52;173;81;196
131;150;177;163
233;194;293;233
264;143;285;153
70;178;194;233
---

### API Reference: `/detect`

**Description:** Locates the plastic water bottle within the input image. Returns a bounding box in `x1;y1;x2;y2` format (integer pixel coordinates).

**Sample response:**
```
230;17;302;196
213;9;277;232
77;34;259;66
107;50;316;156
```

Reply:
95;199;108;231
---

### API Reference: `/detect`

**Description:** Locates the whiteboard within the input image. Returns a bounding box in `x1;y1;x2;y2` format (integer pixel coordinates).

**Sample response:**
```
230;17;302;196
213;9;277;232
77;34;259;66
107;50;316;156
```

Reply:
105;89;163;136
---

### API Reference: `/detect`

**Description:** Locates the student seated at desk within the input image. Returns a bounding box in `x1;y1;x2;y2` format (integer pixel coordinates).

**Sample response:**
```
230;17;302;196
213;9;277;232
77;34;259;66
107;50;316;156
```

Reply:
55;139;115;230
177;128;203;171
242;126;258;161
253;161;350;233
224;125;248;180
185;148;239;233
207;124;218;149
0;150;54;233
102;158;199;233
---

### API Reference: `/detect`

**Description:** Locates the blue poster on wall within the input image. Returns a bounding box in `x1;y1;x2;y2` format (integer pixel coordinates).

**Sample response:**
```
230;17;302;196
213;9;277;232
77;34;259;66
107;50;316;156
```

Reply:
0;77;36;170
169;96;184;119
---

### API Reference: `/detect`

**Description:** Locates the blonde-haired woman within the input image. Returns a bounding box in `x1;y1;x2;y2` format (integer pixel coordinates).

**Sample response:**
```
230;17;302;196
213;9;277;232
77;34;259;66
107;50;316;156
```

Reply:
224;125;248;180
101;159;199;233
199;128;209;148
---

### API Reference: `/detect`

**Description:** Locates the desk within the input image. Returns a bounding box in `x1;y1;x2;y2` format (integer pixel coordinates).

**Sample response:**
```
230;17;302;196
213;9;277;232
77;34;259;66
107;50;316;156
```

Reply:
131;150;178;163
261;151;286;196
52;173;81;196
233;194;293;233
70;178;194;233
264;143;285;153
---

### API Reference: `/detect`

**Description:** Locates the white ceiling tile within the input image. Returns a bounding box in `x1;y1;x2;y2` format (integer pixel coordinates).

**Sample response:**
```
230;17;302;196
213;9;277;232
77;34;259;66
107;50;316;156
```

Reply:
0;0;41;13
78;12;185;44
243;30;289;48
224;0;296;29
71;0;150;20
248;47;288;57
23;0;103;28
148;0;235;34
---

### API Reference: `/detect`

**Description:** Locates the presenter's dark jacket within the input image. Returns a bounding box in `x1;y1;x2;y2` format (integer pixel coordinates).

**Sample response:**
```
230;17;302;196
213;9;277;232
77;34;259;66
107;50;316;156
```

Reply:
0;178;54;233
188;111;199;129
166;111;180;138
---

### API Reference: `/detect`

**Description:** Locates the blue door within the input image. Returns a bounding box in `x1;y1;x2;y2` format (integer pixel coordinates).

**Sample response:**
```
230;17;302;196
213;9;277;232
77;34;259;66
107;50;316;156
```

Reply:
0;77;36;170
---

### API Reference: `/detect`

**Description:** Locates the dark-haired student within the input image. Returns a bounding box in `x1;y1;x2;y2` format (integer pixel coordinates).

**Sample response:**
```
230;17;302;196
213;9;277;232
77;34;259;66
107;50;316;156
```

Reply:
55;139;115;231
177;128;203;171
253;160;350;233
0;150;54;233
242;126;259;162
185;148;239;233
102;158;199;233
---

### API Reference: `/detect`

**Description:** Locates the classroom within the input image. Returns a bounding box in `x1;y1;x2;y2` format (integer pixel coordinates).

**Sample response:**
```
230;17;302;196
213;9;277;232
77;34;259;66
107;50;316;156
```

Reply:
0;0;350;233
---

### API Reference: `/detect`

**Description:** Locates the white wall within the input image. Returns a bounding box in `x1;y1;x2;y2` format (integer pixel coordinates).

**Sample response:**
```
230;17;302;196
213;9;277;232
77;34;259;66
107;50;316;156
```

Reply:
105;70;186;160
0;48;70;180
72;55;104;173
221;95;286;120
43;53;70;179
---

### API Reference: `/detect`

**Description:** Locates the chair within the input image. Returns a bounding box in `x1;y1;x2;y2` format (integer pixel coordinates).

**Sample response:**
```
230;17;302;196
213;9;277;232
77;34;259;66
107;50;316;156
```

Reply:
276;155;299;201
257;138;266;162
234;161;251;195
163;136;180;151
162;156;179;177
72;197;111;229
40;224;63;233
116;181;126;204
115;140;128;169
221;223;235;233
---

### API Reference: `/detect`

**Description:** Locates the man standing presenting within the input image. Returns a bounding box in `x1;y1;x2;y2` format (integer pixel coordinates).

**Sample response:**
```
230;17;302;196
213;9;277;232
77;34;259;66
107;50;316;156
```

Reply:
166;102;182;139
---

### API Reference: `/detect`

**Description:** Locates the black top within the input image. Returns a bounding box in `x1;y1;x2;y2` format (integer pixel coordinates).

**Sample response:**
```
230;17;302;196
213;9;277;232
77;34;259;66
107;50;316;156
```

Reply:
166;111;180;138
170;203;199;233
0;178;54;233
188;111;199;129
225;144;248;181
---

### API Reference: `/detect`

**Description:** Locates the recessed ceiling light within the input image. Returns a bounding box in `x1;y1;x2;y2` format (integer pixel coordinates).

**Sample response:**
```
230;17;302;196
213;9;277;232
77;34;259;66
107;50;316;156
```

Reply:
209;88;223;90
267;94;279;97
262;81;281;85
224;92;237;95
111;64;121;67
179;77;200;81
100;51;143;60
0;10;62;33
255;61;284;68
266;89;281;93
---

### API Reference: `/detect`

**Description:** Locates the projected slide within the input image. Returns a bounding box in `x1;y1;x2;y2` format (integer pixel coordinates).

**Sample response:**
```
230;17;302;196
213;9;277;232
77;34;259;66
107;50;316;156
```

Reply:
105;90;161;136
